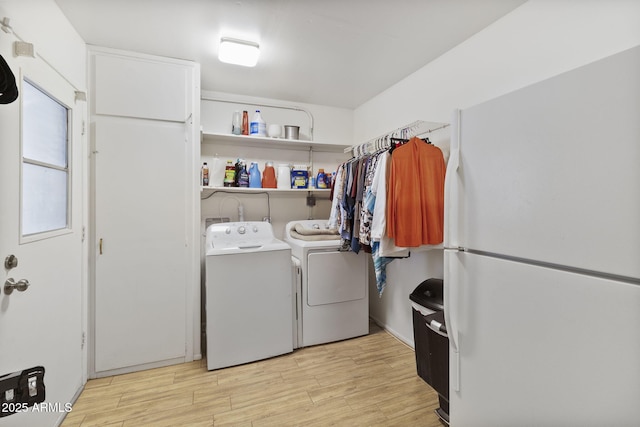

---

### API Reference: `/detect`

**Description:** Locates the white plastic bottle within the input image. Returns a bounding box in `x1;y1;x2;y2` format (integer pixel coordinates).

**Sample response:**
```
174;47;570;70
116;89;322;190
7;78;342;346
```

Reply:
250;110;267;136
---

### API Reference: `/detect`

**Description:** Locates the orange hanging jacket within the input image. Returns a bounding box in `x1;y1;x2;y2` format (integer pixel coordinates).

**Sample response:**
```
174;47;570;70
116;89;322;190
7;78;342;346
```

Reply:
386;137;446;247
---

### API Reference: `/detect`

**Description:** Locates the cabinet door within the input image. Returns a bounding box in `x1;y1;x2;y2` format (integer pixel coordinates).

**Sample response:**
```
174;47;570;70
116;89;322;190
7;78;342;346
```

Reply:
90;48;196;376
94;116;187;373
92;53;189;122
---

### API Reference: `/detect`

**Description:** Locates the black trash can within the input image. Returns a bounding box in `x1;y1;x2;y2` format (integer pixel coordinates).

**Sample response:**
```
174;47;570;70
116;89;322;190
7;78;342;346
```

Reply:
410;278;449;425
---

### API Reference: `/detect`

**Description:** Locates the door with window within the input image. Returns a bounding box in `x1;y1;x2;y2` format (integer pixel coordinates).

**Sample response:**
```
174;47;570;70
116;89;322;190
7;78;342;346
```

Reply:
0;43;84;426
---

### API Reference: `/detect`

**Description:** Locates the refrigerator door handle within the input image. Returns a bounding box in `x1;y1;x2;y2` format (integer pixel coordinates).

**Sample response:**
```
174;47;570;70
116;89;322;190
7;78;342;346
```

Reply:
444;109;461;249
444;249;461;392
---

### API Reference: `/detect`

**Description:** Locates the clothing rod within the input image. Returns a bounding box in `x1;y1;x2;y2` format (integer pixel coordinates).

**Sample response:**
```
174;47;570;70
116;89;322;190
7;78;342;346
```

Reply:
344;121;450;155
201;95;314;140
415;123;450;136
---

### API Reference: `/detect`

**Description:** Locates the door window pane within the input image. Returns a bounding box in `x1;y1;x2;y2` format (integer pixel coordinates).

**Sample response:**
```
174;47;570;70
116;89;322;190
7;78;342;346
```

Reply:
22;80;68;168
21;80;70;236
22;164;68;235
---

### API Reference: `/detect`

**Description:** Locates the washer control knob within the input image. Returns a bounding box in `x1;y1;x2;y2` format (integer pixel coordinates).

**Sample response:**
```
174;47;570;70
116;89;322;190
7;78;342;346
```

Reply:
225;227;231;234
237;226;246;234
312;224;320;229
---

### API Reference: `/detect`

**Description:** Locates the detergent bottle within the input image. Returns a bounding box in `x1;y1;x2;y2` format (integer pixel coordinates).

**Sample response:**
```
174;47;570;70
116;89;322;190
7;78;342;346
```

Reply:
249;162;261;188
316;168;327;189
262;162;277;188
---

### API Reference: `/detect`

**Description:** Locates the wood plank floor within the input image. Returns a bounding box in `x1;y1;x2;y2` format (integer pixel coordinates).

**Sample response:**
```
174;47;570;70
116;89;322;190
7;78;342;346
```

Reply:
62;323;443;426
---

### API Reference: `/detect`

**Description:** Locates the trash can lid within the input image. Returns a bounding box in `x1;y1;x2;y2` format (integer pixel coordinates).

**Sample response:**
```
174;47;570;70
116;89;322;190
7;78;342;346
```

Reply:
410;278;444;311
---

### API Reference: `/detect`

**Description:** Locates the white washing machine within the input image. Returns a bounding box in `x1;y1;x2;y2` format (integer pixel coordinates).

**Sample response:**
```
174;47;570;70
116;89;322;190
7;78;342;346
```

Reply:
205;221;293;371
285;220;369;348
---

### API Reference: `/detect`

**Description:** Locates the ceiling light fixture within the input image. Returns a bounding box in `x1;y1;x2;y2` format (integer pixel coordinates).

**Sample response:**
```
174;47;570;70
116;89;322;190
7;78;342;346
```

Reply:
218;37;260;67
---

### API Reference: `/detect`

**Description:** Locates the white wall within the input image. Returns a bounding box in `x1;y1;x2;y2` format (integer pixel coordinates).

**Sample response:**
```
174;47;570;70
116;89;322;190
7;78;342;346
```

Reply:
356;0;640;346
355;0;640;142
201;90;353;145
0;0;86;90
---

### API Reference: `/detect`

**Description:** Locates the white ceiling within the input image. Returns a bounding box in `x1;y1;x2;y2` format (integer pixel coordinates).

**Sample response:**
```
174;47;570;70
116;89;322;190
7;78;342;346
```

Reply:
55;0;526;109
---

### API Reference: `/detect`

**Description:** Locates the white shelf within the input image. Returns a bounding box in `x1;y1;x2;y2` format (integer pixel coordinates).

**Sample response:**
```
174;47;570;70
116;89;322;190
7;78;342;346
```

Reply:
201;132;348;153
201;186;330;198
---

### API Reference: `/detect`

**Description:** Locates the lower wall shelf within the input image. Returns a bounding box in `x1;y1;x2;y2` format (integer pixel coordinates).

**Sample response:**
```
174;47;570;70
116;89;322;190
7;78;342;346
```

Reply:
201;186;330;199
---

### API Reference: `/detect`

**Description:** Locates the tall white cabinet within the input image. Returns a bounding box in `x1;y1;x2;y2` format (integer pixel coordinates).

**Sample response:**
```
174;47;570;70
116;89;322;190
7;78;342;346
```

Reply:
89;47;200;377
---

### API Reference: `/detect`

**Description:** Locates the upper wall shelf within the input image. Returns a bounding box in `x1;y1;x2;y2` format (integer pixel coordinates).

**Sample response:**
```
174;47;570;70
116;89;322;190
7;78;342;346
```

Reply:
201;132;349;153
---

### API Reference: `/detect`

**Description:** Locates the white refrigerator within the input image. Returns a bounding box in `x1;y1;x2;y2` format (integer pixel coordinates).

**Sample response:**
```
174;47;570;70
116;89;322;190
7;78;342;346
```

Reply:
444;46;640;426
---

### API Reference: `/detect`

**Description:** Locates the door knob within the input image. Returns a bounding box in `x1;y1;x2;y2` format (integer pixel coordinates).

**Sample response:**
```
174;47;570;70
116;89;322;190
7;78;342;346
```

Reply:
4;278;30;295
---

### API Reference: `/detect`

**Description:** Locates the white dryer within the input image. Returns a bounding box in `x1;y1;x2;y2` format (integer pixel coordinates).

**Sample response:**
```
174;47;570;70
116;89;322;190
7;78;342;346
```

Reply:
205;221;293;370
285;220;368;348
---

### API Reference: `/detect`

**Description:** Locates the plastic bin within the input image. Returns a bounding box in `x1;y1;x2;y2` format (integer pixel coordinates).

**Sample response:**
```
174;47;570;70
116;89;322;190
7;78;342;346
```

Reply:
410;278;449;425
